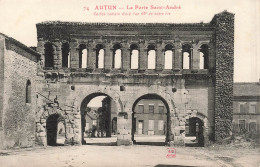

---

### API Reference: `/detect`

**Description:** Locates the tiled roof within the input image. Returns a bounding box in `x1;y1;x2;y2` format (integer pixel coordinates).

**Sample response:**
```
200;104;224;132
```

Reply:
233;82;260;97
86;111;97;120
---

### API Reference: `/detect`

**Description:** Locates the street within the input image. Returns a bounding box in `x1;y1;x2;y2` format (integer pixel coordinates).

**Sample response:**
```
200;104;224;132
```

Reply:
0;138;259;167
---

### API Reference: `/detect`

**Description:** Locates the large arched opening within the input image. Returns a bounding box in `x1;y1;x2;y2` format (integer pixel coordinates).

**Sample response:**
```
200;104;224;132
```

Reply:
131;94;171;146
80;93;118;145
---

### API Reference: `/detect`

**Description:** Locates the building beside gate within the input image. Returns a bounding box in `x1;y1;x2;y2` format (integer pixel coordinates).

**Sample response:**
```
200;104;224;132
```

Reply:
0;33;40;149
232;82;260;134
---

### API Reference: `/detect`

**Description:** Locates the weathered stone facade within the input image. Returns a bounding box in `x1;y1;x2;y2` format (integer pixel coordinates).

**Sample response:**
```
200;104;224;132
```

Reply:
0;33;40;149
0;11;235;148
33;11;234;146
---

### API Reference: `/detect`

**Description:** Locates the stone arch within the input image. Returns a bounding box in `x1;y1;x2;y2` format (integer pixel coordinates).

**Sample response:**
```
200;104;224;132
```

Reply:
44;42;55;68
112;43;122;69
77;87;123;114
130;44;139;69
182;43;192;69
185;110;209;146
126;87;176;144
125;86;175;114
35;105;76;146
147;44;156;69
78;87;123;144
198;44;209;69
95;44;105;69
164;44;174;69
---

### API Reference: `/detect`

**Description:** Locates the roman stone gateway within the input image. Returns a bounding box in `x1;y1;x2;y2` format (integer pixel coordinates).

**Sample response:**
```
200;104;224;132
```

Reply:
35;11;234;146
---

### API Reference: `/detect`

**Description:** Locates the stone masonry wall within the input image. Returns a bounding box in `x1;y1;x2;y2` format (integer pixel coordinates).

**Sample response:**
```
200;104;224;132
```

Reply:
2;49;37;148
211;11;234;141
0;38;5;149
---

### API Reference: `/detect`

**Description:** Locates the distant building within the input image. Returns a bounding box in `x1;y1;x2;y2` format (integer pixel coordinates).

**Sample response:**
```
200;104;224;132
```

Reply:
84;110;98;137
133;99;167;135
233;82;260;134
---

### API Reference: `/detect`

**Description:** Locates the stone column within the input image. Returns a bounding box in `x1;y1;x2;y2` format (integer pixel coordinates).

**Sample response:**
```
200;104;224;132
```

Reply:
156;43;163;70
173;42;182;69
139;42;147;70
70;40;79;69
87;43;95;69
208;42;214;70
192;43;200;69
36;38;45;72
122;44;130;71
104;43;112;69
116;112;132;146
54;41;62;69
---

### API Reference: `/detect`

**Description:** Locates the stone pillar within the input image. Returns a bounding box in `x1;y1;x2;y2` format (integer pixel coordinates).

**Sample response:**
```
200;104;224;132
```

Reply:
116;112;132;146
54;41;62;69
36;38;45;70
156;43;163;70
87;43;95;69
70;40;79;68
192;44;200;69
35;121;47;146
173;42;181;69
104;44;112;69
37;38;45;63
122;46;130;70
208;42;215;70
139;43;147;70
211;11;234;141
190;47;193;69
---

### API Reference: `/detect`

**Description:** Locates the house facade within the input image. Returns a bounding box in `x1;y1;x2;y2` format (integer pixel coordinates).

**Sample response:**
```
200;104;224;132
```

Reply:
233;82;260;134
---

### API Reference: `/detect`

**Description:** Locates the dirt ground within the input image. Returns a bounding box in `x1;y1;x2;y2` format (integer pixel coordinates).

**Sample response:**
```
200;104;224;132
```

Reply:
0;137;259;167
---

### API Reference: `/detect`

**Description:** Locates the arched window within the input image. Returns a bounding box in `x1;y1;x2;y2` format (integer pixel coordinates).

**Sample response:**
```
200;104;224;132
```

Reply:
113;44;122;69
62;42;70;68
44;42;54;67
130;44;139;69
26;80;31;103
164;44;174;69
96;44;104;69
182;44;192;69
199;44;209;69
79;44;87;68
147;45;156;69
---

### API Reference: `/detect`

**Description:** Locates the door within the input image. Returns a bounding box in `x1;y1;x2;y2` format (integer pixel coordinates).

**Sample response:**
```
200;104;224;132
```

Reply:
138;120;143;134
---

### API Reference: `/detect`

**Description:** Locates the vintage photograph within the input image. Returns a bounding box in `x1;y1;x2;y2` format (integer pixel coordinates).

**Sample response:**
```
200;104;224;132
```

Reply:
0;0;259;166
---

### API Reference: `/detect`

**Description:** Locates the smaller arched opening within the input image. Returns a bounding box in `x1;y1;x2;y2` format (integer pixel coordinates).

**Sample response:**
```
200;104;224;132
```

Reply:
132;94;171;146
46;114;66;146
112;44;122;69
25;80;31;103
62;42;70;68
44;42;54;68
96;44;104;69
182;44;192;69
147;45;156;69
80;93;119;145
79;44;88;68
199;44;209;69
130;44;139;69
164;44;174;69
185;117;204;147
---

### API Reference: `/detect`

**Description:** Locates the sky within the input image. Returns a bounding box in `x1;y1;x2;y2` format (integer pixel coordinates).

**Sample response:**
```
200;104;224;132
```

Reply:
0;0;259;82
